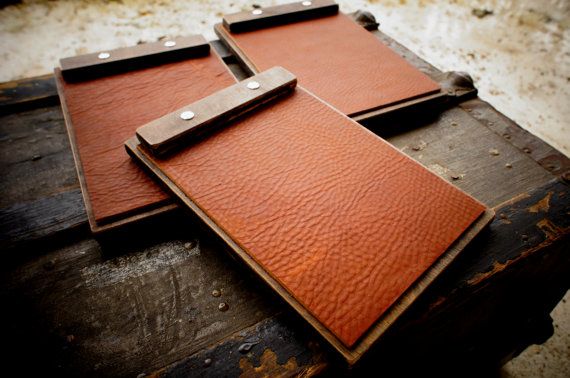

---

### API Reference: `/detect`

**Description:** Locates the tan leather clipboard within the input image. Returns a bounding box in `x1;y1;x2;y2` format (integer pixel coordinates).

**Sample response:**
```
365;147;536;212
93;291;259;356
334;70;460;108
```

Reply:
126;68;493;362
55;36;236;232
215;1;442;120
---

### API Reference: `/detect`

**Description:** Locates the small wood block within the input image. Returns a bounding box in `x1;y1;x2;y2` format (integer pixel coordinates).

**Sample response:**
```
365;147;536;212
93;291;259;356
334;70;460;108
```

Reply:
136;67;297;156
223;0;339;33
60;35;210;82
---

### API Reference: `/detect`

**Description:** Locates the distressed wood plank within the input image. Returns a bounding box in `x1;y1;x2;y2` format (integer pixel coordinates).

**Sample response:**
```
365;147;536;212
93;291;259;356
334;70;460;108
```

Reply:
460;98;570;176
0;189;86;250
0;217;279;377
382;106;555;207
155;315;327;377
0;106;78;208
0;74;58;115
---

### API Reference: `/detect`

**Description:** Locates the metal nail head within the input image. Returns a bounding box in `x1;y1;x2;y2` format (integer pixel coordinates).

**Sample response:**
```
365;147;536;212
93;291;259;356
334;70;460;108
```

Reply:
164;40;176;47
252;9;263;15
98;52;110;59
247;81;260;90
302;1;312;6
180;111;195;120
218;302;229;312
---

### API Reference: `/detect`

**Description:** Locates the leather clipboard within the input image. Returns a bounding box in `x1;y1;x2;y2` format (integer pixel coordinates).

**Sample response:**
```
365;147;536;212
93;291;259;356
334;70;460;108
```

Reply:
125;67;494;363
214;0;443;122
55;35;236;233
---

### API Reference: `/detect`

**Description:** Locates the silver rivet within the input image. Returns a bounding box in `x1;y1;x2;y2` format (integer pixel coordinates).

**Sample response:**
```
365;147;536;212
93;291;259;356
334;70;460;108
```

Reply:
247;81;260;90
98;52;110;59
252;9;263;15
180;111;195;120
164;40;176;47
302;1;312;6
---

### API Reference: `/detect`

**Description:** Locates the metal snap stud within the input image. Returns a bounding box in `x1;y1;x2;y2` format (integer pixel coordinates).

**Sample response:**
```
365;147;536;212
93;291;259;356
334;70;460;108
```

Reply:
252;9;263;15
247;81;260;90
302;1;312;6
98;52;110;59
180;111;195;120
164;40;176;47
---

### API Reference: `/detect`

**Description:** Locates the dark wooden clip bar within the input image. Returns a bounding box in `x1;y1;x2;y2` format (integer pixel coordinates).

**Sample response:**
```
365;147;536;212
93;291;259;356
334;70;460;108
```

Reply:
223;0;339;33
60;35;210;82
135;66;297;156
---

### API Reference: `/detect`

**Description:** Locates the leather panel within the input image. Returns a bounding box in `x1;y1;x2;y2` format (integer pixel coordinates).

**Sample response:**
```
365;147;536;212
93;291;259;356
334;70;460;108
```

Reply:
144;88;485;347
223;13;441;116
59;53;236;223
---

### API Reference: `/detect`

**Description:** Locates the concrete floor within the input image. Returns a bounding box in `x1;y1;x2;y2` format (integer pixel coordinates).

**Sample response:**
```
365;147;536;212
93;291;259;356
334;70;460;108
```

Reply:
0;0;568;376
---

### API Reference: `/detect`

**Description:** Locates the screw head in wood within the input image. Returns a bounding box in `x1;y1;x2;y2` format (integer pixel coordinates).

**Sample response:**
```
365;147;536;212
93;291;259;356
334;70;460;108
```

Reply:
302;1;312;6
98;52;110;59
252;9;263;15
247;81;260;90
180;111;195;120
164;40;176;47
218;302;229;312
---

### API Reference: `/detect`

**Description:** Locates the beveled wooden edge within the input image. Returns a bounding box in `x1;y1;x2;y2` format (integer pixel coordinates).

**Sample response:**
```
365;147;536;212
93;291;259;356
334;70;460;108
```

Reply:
54;68;178;234
60;35;210;82
136;67;297;157
125;130;494;364
223;0;338;33
213;22;444;124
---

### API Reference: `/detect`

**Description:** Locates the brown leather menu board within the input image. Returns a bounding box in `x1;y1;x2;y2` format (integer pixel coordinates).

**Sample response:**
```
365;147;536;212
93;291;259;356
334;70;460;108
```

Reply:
55;38;236;232
126;80;492;362
215;8;442;119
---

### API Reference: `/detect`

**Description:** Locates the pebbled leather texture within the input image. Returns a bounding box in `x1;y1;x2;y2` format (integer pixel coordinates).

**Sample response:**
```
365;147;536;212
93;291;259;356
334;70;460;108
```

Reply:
223;13;441;116
59;52;236;224
142;88;485;347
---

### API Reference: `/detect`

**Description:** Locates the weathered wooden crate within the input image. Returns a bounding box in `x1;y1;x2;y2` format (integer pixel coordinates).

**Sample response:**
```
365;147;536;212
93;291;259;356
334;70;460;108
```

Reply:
0;24;568;377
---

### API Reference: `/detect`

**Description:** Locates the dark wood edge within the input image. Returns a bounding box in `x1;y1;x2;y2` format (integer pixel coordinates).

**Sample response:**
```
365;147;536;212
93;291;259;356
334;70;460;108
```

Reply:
60;35;210;82
125;125;494;363
351;92;446;122
214;23;260;75
223;0;339;33
213;22;444;123
54;68;101;233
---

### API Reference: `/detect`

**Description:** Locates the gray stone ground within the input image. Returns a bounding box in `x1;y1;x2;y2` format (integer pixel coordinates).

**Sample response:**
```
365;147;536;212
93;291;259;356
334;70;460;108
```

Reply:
0;0;568;376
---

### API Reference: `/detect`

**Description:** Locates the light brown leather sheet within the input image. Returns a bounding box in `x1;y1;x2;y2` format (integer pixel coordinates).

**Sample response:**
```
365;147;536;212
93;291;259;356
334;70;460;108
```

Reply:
134;87;486;348
218;13;441;116
57;52;236;227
